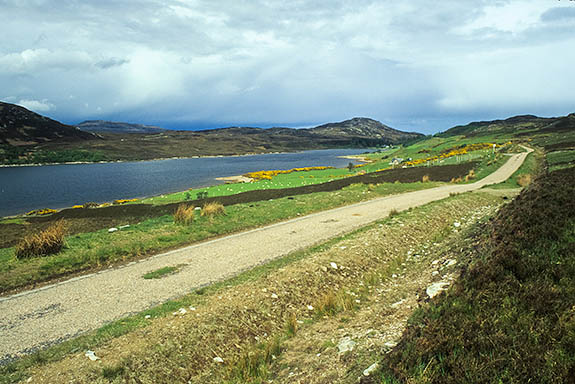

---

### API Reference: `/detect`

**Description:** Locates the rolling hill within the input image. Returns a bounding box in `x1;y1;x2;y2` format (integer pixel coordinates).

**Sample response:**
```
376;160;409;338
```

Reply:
0;102;96;146
0;101;423;164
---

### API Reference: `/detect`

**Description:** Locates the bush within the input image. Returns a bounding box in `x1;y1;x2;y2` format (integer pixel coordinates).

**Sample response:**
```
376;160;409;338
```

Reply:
201;202;225;217
174;204;195;225
15;221;67;259
422;175;431;183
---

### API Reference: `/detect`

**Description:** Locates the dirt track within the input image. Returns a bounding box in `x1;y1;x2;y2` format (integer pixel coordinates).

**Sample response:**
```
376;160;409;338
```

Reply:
0;149;531;362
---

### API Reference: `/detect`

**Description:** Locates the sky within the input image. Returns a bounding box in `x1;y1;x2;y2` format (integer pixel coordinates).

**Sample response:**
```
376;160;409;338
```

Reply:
1;0;574;134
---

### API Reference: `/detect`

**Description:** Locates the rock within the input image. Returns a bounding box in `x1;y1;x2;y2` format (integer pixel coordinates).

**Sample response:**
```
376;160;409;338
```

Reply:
85;350;100;361
213;356;224;363
194;207;201;210
307;305;314;311
445;259;457;267
392;274;398;278
189;306;196;311
108;228;118;233
119;225;130;229
432;271;439;276
173;308;187;315
431;259;439;265
454;222;461;228
426;282;450;298
330;262;338;270
337;336;356;354
391;299;406;308
339;246;347;250
363;362;379;376
384;341;397;348
271;293;278;299
145;315;151;319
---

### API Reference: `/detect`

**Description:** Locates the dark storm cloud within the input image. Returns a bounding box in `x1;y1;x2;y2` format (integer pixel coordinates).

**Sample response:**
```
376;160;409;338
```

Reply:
0;0;573;133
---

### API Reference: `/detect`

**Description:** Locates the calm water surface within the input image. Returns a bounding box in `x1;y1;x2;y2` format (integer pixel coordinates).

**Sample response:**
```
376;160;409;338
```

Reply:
0;149;368;217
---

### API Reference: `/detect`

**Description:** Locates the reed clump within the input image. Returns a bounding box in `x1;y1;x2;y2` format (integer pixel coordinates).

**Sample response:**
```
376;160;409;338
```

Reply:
201;202;225;217
174;204;195;225
15;220;67;259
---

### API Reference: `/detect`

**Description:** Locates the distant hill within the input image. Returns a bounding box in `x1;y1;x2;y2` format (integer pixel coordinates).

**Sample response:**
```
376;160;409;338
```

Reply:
0;104;423;164
309;117;421;142
0;102;96;145
438;113;574;138
77;120;166;134
199;117;423;144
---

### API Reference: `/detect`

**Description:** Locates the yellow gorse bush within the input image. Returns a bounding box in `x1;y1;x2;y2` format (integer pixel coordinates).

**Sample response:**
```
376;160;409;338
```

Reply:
113;198;139;205
26;208;57;216
244;166;334;180
403;143;503;167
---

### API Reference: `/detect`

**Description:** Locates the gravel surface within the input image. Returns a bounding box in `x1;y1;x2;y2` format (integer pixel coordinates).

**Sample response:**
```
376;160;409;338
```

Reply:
0;149;531;362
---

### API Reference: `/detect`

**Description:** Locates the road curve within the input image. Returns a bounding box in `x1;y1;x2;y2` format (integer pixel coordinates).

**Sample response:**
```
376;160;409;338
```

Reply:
0;148;532;362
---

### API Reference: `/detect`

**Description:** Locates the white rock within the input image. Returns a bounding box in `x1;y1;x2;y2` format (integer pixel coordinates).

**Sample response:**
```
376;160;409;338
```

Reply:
392;274;398;278
384;341;398;348
307;305;314;311
337;337;356;354
108;228;118;233
145;315;151;319
189;306;196;311
454;222;461;228
391;299;406;308
445;259;457;267
363;362;379;376
173;308;187;315
339;246;347;250
194;207;201;211
85;350;100;361
271;293;278;299
213;356;224;363
426;282;450;298
330;262;338;270
432;271;439;276
431;259;439;265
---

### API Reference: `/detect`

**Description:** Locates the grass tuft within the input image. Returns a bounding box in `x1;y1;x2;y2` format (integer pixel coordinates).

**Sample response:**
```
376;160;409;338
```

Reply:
389;208;400;217
201;202;226;217
15;220;66;259
174;204;195;225
516;173;532;187
422;175;430;183
142;266;179;279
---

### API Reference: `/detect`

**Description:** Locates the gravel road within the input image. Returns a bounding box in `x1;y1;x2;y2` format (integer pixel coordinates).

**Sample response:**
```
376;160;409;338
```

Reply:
0;148;532;362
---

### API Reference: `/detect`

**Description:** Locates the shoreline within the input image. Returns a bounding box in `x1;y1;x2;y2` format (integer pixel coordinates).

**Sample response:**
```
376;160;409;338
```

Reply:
337;154;373;163
0;150;300;168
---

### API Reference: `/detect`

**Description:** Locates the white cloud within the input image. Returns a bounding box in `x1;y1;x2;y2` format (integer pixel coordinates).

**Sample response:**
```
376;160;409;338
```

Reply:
17;98;55;112
0;0;572;133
